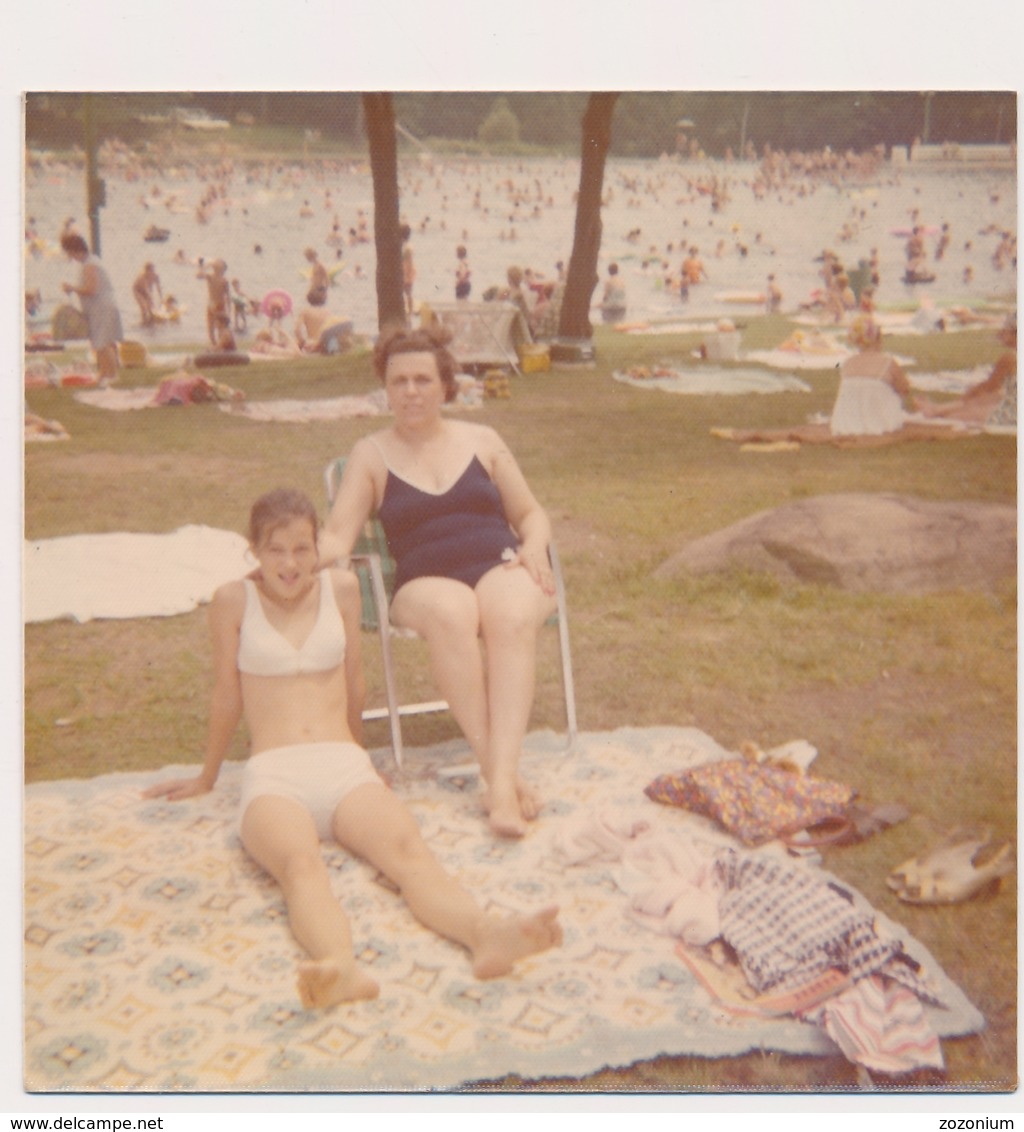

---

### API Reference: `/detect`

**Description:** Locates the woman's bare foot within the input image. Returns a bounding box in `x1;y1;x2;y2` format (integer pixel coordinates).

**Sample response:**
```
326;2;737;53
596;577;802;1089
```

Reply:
297;959;380;1010
481;769;541;835
483;781;527;838
471;905;563;979
516;775;543;821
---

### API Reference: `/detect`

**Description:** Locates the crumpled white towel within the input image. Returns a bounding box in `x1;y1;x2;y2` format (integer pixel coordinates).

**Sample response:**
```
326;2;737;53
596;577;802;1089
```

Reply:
551;807;722;946
619;835;722;946
24;525;251;623
550;807;652;865
613;367;812;396
219;392;387;423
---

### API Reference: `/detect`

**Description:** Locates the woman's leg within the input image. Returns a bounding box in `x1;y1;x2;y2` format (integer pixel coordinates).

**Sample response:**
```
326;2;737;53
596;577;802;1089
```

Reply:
390;577;490;766
475;568;557;836
241;794;379;1008
390;571;555;837
331;782;561;977
96;344;118;385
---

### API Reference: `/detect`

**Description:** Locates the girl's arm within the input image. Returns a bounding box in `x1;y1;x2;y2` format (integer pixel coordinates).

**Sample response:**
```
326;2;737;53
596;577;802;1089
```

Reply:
334;569;366;744
142;583;245;800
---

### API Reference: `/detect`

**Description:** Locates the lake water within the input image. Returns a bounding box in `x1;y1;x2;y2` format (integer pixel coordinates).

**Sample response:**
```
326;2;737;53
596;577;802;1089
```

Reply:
24;155;1017;349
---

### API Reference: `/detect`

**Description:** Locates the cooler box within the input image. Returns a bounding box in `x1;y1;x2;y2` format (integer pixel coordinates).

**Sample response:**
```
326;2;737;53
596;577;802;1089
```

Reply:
518;343;550;373
118;340;148;367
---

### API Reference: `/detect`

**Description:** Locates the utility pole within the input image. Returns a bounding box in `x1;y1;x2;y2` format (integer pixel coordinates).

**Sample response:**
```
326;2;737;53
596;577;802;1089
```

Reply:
83;94;106;255
922;91;934;145
738;98;751;159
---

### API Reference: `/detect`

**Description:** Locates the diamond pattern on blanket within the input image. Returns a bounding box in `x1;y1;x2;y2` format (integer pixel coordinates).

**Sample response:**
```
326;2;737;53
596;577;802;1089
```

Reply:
23;728;983;1092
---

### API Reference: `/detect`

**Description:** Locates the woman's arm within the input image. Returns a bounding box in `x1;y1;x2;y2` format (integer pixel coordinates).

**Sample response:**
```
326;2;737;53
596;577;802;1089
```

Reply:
964;351;1014;401
142;583;245;800
319;438;379;567
886;358;913;402
483;427;555;594
334;569;366;744
64;262;99;298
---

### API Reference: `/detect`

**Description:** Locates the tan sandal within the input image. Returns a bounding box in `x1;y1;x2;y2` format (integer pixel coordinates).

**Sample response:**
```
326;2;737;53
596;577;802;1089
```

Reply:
887;828;1014;905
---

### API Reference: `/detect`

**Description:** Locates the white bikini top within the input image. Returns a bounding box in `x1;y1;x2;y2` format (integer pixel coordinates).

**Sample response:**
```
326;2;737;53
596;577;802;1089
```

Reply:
237;574;345;677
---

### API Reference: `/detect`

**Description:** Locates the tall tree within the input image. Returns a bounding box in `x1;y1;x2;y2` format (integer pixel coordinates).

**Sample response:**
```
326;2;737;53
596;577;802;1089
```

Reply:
362;93;407;334
558;93;619;344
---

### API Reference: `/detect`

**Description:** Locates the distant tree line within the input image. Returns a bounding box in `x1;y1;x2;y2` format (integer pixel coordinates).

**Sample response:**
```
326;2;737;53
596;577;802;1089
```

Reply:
26;91;1016;157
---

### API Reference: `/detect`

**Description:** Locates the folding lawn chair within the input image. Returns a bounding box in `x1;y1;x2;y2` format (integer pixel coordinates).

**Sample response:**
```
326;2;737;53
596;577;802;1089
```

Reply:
325;456;579;770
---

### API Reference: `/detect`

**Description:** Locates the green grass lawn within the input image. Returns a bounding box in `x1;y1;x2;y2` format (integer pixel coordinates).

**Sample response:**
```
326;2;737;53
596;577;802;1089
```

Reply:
23;318;1017;1092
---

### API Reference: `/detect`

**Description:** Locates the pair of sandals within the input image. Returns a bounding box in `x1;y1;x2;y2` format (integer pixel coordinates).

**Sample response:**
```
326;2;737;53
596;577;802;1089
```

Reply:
887;827;1014;905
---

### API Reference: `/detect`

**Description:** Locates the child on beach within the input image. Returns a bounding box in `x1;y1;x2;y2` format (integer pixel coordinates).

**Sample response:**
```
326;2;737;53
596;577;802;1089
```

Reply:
142;488;562;1009
132;262;163;326
199;258;231;346
455;244;472;300
599;263;627;323
401;224;416;318
304;246;330;301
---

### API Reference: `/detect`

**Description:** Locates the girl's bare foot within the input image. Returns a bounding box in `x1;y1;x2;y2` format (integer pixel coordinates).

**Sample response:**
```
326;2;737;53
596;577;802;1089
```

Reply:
297;959;380;1009
471;905;563;979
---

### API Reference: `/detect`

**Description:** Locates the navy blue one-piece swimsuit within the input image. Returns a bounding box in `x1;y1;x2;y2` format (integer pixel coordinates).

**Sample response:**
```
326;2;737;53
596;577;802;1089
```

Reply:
377;455;519;593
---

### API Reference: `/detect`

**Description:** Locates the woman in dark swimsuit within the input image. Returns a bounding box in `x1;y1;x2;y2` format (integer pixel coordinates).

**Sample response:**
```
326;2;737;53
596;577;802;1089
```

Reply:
321;325;557;839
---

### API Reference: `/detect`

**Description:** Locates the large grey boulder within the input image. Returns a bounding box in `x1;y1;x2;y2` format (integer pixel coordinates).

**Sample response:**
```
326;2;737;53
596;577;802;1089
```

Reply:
655;493;1016;593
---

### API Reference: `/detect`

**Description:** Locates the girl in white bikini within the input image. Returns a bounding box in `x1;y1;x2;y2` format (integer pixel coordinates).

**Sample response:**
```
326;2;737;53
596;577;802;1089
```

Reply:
143;488;561;1010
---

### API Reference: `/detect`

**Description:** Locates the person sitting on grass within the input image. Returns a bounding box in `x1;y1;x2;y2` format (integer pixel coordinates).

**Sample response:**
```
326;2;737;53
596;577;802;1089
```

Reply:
915;313;1016;426
294;288;352;355
830;316;914;437
142;488;562;1010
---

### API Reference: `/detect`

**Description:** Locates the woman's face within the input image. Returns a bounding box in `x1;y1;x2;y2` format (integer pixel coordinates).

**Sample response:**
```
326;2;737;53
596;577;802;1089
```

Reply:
384;350;445;422
253;516;319;601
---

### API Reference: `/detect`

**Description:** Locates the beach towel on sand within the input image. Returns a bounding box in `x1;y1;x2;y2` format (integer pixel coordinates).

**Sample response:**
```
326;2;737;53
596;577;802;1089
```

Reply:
24;526;250;623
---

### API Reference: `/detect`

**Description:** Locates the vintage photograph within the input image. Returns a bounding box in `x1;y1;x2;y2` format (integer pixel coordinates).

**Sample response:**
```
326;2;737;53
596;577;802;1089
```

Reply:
21;89;1016;1097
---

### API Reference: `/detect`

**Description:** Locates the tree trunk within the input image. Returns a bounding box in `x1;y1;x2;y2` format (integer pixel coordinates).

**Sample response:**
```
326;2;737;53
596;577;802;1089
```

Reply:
558;93;618;342
362;93;407;334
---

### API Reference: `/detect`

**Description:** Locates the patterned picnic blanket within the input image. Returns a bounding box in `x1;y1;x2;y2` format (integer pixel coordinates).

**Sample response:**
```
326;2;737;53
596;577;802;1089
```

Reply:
23;727;983;1093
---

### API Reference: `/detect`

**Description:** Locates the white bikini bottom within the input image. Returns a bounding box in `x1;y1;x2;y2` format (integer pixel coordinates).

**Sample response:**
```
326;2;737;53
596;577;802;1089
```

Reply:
239;741;384;840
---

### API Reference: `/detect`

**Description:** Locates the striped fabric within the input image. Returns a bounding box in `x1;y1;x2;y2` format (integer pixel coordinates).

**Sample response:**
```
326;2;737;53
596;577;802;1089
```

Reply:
801;974;945;1073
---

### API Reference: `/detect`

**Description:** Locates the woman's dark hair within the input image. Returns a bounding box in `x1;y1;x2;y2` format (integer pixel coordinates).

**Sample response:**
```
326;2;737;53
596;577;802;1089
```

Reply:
248;488;319;548
60;233;89;257
306;287;327;307
373;324;458;403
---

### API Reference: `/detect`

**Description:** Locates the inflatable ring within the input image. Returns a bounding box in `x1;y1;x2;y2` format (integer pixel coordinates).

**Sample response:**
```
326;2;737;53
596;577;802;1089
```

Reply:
261;289;293;319
60;371;99;387
193;351;251;368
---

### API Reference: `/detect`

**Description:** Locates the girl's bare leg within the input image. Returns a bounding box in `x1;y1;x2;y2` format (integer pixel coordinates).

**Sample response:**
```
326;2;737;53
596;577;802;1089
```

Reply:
241;795;379;1009
332;783;561;976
